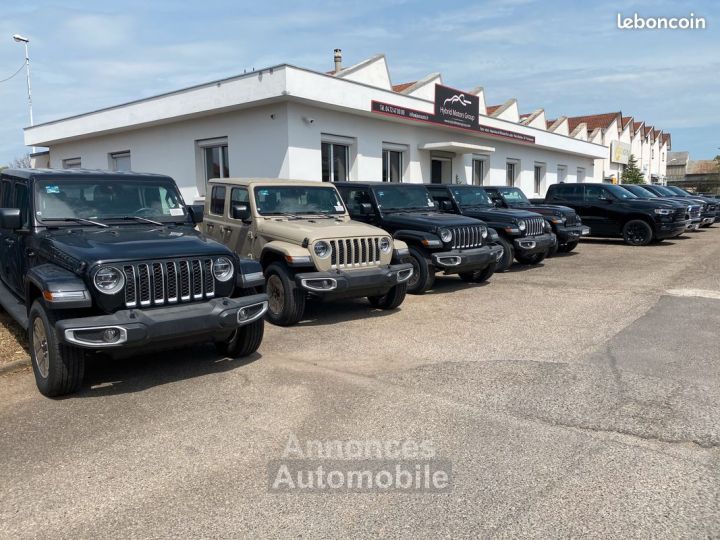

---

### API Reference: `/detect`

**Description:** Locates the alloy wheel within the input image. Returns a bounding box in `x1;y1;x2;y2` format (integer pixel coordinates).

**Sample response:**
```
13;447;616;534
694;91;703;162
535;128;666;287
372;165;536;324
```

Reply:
32;317;50;379
266;274;285;315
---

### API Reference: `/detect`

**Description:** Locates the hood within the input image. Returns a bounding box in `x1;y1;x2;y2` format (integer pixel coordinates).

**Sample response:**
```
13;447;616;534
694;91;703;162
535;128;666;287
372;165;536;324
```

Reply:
257;216;389;243
620;199;678;210
381;211;485;230
631;196;688;208
509;202;575;218
459;206;541;222
39;225;231;265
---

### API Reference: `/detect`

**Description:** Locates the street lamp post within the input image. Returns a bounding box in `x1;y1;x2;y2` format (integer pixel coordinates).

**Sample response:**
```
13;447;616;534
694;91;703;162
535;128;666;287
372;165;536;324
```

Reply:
13;34;34;153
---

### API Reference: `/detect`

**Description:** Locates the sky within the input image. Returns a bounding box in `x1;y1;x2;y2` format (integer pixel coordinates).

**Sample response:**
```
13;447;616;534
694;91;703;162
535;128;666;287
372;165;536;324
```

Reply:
0;0;718;164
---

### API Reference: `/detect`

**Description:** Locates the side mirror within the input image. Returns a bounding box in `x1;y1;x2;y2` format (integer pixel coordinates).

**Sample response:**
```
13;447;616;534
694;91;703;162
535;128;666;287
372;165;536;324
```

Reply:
187;204;204;224
359;202;374;215
231;204;251;221
440;200;453;211
0;208;21;230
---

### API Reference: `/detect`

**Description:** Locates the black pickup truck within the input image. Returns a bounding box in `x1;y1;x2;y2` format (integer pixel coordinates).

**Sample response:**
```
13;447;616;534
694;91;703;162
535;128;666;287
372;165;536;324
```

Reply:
650;185;717;227
539;183;687;245
426;184;556;271
335;182;503;293
619;184;702;230
483;186;589;253
0;169;268;397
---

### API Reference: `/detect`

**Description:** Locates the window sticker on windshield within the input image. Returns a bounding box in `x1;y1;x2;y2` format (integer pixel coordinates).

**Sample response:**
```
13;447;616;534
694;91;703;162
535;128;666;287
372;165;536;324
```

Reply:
334;204;344;212
258;189;269;196
45;185;60;194
427;201;434;206
169;208;184;216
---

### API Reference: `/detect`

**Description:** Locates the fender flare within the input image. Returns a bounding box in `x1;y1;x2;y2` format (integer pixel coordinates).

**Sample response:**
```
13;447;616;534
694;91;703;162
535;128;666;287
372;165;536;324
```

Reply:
26;264;92;309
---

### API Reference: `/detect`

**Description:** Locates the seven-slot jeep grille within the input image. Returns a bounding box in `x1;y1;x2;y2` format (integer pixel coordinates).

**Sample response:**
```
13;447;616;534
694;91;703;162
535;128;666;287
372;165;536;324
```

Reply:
449;226;485;249
329;238;383;269
123;258;215;308
524;217;546;237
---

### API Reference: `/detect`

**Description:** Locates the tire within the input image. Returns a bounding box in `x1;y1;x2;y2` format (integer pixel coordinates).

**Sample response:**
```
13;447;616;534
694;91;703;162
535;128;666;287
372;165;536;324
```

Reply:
215;318;264;358
558;240;579;253
367;282;408;309
264;262;306;326
494;237;514;272
515;251;547;265
548;242;559;256
402;247;435;294
622;219;653;246
458;262;496;283
28;300;85;397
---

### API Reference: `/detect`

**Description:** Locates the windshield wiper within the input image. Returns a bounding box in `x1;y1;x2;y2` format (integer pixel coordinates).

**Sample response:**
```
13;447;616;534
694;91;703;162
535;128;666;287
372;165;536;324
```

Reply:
110;216;164;226
42;217;109;228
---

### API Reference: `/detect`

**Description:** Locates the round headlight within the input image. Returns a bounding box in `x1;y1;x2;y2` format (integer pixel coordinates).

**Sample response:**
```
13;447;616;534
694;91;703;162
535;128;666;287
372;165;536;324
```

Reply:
314;241;331;258
94;266;125;295
481;225;488;239
518;220;527;232
438;228;453;243
213;257;234;282
379;237;392;253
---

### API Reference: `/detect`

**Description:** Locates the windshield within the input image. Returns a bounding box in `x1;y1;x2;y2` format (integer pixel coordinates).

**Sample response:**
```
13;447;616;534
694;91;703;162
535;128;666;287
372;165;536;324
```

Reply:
451;186;493;207
652;185;677;196
493;187;530;204
624;185;656;198
666;186;691;196
254;186;346;215
373;185;436;211
35;178;186;223
605;185;638;199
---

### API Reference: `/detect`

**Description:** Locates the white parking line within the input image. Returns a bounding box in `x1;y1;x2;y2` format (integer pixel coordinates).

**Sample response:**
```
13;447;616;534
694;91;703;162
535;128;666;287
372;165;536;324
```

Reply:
665;288;720;301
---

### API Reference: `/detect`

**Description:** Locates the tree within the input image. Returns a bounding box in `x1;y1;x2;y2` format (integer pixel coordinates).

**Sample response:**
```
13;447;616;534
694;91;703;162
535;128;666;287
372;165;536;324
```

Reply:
8;154;31;169
621;154;645;184
714;154;720;174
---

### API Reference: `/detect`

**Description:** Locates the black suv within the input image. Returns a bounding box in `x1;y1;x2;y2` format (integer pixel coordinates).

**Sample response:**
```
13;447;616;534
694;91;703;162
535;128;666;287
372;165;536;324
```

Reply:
426;184;556;271
0;169;268;397
543;183;687;245
335;182;502;294
619;184;701;230
484;186;589;254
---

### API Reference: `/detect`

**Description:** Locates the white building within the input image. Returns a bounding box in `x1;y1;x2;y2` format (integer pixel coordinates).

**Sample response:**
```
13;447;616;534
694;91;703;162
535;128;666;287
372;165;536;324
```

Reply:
25;52;609;202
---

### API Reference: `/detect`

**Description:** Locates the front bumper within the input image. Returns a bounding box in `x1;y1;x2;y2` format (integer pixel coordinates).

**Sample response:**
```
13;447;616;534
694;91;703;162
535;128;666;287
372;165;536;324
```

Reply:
55;294;268;349
702;216;716;226
430;244;503;274
294;263;413;297
554;224;590;244
513;232;556;254
656;221;688;239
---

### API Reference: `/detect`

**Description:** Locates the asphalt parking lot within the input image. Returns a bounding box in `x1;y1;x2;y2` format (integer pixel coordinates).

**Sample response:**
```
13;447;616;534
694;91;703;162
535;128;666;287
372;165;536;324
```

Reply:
2;228;719;538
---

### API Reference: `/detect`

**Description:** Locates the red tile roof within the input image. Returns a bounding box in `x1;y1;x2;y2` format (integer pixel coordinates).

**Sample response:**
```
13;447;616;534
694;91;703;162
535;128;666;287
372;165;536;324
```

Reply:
392;81;417;93
621;116;633;129
487;104;504;115
632;121;644;132
567;112;621;132
653;129;661;139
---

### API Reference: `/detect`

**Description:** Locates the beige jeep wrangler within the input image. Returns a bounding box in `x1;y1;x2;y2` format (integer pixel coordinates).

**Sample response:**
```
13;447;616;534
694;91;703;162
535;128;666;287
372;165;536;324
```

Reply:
202;179;413;325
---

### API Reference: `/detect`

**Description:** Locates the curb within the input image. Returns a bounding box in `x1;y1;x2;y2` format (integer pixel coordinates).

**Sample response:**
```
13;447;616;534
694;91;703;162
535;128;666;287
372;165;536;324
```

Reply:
0;359;30;375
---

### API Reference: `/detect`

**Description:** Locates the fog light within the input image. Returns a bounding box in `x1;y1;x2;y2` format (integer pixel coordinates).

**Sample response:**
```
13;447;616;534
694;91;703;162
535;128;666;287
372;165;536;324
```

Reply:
103;328;121;343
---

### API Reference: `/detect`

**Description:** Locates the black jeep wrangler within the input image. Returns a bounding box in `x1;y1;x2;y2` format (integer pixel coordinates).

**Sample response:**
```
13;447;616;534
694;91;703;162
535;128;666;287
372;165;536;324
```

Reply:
483;186;589;254
335;182;502;294
426;184;556;272
0;169;268;397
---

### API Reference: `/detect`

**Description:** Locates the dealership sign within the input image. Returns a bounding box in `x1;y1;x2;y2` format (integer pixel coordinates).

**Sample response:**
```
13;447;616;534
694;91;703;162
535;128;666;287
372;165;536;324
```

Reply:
371;84;535;144
610;141;632;164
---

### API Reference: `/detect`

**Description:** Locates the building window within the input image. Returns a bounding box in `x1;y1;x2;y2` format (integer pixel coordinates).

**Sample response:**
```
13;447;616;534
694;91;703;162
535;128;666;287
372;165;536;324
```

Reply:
534;164;545;194
506;160;519;186
321;142;349;182
109;151;131;172
382;149;403;183
557;165;567;183
210;185;226;215
198;138;229;184
472;158;488;185
577;167;586;183
62;157;81;169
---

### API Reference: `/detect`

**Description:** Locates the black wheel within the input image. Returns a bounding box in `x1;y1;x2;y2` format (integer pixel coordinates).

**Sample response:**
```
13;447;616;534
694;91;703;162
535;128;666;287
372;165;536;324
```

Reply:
515;251;546;265
28;300;85;397
622;220;653;246
264;262;306;326
494;237;514;272
367;282;408;309
548;242;559;256
402;247;435;294
215;318;265;358
558;240;579;253
473;262;496;283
